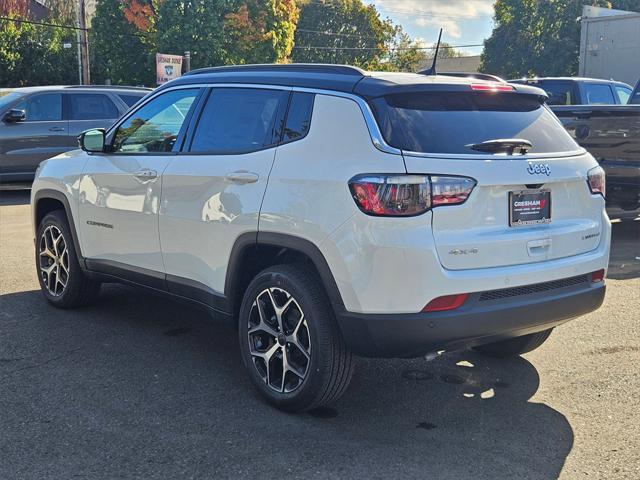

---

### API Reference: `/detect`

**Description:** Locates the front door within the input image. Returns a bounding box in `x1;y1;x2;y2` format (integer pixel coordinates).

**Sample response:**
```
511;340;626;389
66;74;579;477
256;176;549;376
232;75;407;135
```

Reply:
160;87;290;304
2;92;68;179
78;87;201;282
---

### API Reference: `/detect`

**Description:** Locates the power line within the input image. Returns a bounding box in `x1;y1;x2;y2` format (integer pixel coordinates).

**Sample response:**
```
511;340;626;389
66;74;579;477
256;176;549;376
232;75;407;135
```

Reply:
0;16;147;38
294;43;483;51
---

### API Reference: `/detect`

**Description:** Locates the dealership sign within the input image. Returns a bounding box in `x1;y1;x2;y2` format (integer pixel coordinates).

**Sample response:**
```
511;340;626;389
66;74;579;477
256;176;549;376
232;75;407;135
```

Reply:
156;53;183;85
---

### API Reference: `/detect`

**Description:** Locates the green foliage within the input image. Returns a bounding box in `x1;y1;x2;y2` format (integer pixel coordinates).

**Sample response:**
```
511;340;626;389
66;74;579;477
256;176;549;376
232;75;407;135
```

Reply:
481;0;640;78
155;0;228;69
90;0;156;86
292;0;395;68
0;15;77;87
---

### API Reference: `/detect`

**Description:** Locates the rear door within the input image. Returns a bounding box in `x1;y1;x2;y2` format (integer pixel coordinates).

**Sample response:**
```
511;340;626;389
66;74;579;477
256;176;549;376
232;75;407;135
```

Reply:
65;92;121;143
2;92;67;176
370;89;604;270
159;86;289;302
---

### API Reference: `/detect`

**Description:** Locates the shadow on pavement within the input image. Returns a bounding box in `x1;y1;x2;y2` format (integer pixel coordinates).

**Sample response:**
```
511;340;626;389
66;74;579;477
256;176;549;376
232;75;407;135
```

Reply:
608;219;640;280
0;285;573;479
0;189;30;206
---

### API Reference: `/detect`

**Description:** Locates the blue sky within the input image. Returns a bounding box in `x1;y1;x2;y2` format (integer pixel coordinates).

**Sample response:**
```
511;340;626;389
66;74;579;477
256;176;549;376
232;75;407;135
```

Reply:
364;0;496;55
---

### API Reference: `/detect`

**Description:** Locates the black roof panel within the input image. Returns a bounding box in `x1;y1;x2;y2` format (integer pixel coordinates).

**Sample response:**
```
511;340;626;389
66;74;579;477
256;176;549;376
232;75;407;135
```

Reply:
159;64;547;99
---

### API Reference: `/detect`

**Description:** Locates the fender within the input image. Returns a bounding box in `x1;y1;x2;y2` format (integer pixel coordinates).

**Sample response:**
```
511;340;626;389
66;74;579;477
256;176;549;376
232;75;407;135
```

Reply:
32;188;85;268
225;231;345;313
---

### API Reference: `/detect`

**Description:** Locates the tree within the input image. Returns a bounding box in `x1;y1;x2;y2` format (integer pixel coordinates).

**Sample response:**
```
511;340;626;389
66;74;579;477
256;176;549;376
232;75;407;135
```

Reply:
481;0;640;78
0;1;77;86
90;0;156;85
292;0;395;68
223;0;299;64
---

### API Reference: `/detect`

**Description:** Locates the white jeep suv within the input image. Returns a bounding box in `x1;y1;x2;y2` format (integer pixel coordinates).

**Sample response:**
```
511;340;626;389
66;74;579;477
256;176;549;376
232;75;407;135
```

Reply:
31;64;610;412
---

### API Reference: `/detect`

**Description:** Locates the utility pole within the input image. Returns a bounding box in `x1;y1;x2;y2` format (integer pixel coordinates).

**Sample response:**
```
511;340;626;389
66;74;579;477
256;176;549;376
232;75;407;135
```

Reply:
77;0;90;85
184;51;191;73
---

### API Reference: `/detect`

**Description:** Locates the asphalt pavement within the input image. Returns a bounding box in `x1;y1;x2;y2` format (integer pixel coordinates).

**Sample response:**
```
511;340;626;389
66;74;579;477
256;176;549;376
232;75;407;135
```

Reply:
1;189;639;480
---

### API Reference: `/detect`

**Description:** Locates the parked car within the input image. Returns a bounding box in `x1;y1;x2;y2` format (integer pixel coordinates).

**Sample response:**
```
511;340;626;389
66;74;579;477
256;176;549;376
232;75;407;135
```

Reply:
0;85;150;183
31;65;609;412
551;103;640;218
511;77;633;106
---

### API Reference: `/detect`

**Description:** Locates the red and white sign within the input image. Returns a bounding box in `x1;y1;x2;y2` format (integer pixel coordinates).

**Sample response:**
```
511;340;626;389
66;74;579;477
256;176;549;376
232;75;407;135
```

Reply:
156;53;183;85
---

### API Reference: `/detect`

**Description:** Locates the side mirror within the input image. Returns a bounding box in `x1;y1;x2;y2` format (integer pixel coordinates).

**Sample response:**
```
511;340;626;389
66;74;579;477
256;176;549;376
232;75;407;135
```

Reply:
3;109;26;123
79;128;106;153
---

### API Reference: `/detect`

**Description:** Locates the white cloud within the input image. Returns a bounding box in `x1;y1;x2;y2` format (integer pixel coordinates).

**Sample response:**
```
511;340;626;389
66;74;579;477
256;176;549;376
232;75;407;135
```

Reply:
372;0;494;38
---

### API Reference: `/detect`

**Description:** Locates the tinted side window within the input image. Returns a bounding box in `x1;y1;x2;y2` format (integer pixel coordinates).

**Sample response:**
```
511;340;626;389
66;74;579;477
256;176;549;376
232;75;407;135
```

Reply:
190;88;287;153
615;86;631;104
113;88;199;153
283;92;314;143
538;81;574;105
118;93;145;107
583;84;616;105
68;93;119;120
15;93;62;121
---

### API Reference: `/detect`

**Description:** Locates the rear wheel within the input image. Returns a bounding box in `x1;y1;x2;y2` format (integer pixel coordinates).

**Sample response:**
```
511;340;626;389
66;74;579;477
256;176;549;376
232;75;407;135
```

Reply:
238;264;353;412
36;210;100;308
473;328;553;358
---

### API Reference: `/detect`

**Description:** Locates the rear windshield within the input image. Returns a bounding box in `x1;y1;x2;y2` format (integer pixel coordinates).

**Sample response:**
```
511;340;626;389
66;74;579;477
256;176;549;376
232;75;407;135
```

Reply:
370;92;579;155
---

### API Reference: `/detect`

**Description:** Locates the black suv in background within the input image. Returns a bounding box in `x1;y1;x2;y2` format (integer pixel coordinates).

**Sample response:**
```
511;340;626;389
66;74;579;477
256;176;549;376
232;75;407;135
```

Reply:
510;77;633;105
0;85;150;183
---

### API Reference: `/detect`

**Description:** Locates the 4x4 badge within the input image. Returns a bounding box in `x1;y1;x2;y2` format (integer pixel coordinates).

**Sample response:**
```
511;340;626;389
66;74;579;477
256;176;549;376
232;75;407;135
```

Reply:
527;162;551;176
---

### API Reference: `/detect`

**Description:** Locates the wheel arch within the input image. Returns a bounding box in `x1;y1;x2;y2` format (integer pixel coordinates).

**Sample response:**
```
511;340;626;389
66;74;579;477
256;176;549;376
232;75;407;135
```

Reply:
225;232;345;320
33;189;84;264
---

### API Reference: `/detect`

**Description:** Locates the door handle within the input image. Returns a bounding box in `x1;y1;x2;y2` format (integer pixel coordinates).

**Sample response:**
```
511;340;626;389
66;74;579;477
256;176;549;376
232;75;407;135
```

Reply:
225;171;259;184
134;169;158;180
49;126;65;132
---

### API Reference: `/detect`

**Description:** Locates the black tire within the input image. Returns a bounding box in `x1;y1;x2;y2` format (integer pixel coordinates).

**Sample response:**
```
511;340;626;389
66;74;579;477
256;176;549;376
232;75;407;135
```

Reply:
238;264;353;412
473;328;554;358
35;210;100;308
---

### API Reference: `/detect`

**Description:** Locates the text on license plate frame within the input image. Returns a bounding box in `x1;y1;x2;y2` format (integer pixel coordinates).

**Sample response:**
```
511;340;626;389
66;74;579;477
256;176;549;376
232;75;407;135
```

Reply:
509;189;552;227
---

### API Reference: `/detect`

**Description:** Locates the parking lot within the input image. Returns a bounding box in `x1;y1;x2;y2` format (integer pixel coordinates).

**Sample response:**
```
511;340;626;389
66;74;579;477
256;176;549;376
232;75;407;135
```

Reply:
0;189;638;479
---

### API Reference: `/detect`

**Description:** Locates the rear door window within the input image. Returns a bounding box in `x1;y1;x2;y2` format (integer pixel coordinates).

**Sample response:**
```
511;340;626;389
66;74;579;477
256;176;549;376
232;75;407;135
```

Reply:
370;92;579;155
68;93;119;120
583;83;616;105
189;88;288;153
15;93;62;121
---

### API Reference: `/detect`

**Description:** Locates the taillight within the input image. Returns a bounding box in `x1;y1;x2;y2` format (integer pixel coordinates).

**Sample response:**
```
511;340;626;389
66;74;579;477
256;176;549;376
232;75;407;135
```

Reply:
470;83;514;92
423;294;468;312
591;269;605;283
349;174;476;217
587;166;605;197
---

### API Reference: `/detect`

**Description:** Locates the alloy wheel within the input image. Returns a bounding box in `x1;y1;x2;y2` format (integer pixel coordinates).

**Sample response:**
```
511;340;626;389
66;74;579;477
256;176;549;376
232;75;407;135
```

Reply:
38;225;69;297
247;287;311;393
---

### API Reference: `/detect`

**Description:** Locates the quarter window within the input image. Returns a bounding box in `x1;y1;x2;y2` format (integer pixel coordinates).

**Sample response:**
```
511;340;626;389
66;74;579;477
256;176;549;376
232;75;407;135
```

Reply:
112;88;199;153
15;93;62;121
190;88;288;153
117;93;146;107
68;94;119;120
283;92;314;143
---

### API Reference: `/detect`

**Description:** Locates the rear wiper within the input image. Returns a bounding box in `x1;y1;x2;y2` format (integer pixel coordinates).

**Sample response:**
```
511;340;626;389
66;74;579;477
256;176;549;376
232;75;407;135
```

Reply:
468;138;532;155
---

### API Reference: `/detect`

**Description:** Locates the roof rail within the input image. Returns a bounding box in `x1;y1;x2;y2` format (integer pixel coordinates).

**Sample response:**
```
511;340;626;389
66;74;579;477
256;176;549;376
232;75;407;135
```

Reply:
183;63;366;77
64;85;152;91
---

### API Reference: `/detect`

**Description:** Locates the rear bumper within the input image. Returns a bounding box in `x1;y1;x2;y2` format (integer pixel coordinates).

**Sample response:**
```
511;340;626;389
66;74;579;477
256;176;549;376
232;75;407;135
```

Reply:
336;278;605;358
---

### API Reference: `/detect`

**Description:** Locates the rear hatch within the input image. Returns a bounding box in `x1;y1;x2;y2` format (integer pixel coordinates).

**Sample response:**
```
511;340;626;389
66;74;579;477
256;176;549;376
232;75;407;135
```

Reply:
369;85;604;270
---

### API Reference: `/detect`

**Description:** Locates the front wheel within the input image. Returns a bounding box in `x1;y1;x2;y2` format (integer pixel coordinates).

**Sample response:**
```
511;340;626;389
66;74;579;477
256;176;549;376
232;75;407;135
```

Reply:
473;328;554;358
36;210;100;308
238;265;353;412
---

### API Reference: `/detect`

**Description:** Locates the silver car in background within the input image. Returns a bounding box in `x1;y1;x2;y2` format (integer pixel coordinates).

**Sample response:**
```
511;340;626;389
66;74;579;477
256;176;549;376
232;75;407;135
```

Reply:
0;85;150;183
